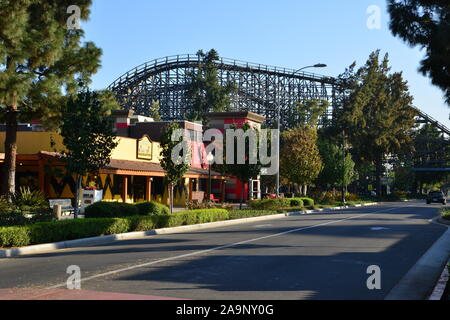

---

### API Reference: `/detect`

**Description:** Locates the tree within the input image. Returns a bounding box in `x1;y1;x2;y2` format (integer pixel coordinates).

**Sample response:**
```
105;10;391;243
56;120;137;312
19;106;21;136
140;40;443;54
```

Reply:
160;122;191;213
337;50;416;198
185;49;235;122
218;123;263;209
0;0;102;200
149;100;161;121
280;126;323;196
58;89;119;218
286;100;328;129
317;139;357;189
387;0;450;104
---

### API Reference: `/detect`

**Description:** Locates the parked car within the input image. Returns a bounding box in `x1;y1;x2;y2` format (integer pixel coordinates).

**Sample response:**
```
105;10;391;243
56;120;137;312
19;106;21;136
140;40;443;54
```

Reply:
426;191;447;205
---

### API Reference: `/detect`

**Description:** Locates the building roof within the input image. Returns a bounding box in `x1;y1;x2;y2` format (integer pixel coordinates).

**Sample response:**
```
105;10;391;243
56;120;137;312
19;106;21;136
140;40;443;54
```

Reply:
36;151;223;179
206;111;266;124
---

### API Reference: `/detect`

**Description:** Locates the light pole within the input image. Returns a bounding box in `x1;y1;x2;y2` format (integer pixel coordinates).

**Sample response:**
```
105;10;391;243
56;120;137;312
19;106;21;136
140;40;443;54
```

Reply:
294;64;327;74
207;152;214;202
342;130;346;204
275;63;327;198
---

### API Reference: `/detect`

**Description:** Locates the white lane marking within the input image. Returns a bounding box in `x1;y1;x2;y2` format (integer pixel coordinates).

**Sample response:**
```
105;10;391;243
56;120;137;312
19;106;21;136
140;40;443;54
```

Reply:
47;206;402;289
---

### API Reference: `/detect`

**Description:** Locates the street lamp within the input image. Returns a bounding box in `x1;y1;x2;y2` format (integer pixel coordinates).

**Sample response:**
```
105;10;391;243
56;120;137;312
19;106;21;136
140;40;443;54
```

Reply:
207;152;214;202
294;64;327;74
275;63;328;198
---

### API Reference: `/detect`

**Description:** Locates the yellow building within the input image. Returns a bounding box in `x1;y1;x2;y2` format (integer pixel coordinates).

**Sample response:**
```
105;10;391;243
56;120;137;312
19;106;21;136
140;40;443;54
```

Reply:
0;111;226;206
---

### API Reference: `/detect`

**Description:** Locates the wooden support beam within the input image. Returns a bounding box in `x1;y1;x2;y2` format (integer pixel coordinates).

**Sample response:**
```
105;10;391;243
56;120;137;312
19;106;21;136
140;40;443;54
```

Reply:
221;180;226;203
189;179;193;201
145;177;152;201
122;176;128;203
38;160;45;194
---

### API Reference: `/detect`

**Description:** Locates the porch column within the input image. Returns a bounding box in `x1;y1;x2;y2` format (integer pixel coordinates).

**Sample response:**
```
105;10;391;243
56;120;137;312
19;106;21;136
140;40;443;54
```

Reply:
189;179;193;201
145;177;152;201
221;179;226;203
122;176;128;203
38;159;45;194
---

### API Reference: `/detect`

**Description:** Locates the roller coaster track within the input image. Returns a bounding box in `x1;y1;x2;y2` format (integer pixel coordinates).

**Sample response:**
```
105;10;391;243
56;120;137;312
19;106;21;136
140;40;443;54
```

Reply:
108;54;448;138
108;54;336;126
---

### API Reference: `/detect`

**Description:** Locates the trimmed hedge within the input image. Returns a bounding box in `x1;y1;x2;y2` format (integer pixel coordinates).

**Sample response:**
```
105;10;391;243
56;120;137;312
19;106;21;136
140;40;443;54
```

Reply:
250;198;314;209
298;198;315;207
135;201;170;216
84;202;139;218
163;209;230;227
228;210;278;220
0;209;229;248
289;199;304;207
249;199;292;210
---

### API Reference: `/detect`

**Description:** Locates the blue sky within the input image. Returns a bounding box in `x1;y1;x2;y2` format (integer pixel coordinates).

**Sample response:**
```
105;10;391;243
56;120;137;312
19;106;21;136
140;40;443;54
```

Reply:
83;0;449;126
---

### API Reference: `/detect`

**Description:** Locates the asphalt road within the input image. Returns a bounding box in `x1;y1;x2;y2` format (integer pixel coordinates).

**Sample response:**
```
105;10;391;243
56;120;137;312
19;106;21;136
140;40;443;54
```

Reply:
0;201;447;300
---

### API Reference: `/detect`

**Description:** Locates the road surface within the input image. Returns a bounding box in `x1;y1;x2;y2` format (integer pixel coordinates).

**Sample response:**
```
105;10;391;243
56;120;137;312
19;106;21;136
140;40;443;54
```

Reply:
0;201;447;300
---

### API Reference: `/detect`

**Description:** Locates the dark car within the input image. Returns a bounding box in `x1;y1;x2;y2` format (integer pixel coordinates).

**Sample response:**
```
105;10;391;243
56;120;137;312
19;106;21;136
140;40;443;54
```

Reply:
426;191;447;205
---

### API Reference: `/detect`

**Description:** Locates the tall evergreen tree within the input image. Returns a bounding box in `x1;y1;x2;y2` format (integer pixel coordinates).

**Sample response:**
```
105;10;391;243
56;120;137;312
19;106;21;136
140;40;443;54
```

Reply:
286;99;328;129
387;0;450;104
0;0;102;200
185;49;235;122
337;51;416;198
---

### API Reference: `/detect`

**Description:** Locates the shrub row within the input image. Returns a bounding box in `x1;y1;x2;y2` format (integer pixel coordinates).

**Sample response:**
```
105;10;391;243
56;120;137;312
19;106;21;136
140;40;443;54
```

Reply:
0;209;229;248
249;198;314;210
135;201;170;216
228;210;279;220
248;199;292;210
84;201;169;218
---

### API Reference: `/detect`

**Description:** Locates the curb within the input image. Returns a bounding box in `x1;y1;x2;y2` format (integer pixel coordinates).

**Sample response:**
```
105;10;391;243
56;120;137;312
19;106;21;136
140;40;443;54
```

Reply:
385;227;450;300
428;260;449;300
0;202;378;259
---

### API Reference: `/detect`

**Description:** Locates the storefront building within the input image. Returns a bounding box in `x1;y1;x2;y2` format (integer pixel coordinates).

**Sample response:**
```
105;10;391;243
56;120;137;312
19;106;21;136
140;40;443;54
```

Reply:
0;111;264;205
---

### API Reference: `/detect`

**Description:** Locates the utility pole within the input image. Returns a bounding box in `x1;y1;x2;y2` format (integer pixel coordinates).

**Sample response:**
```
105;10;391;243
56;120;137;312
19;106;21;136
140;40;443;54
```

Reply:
342;130;346;204
275;63;328;198
276;97;281;198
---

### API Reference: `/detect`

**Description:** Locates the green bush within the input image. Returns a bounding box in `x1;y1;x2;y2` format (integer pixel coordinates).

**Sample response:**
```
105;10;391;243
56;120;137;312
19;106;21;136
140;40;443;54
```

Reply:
289;199;304;207
249;199;291;210
170;209;229;227
84;202;139;218
128;216;158;231
0;197;13;214
0;209;55;227
300;198;315;207
0;212;30;227
0;217;136;248
135;201;170;216
0;226;31;248
441;209;450;221
13;187;48;209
